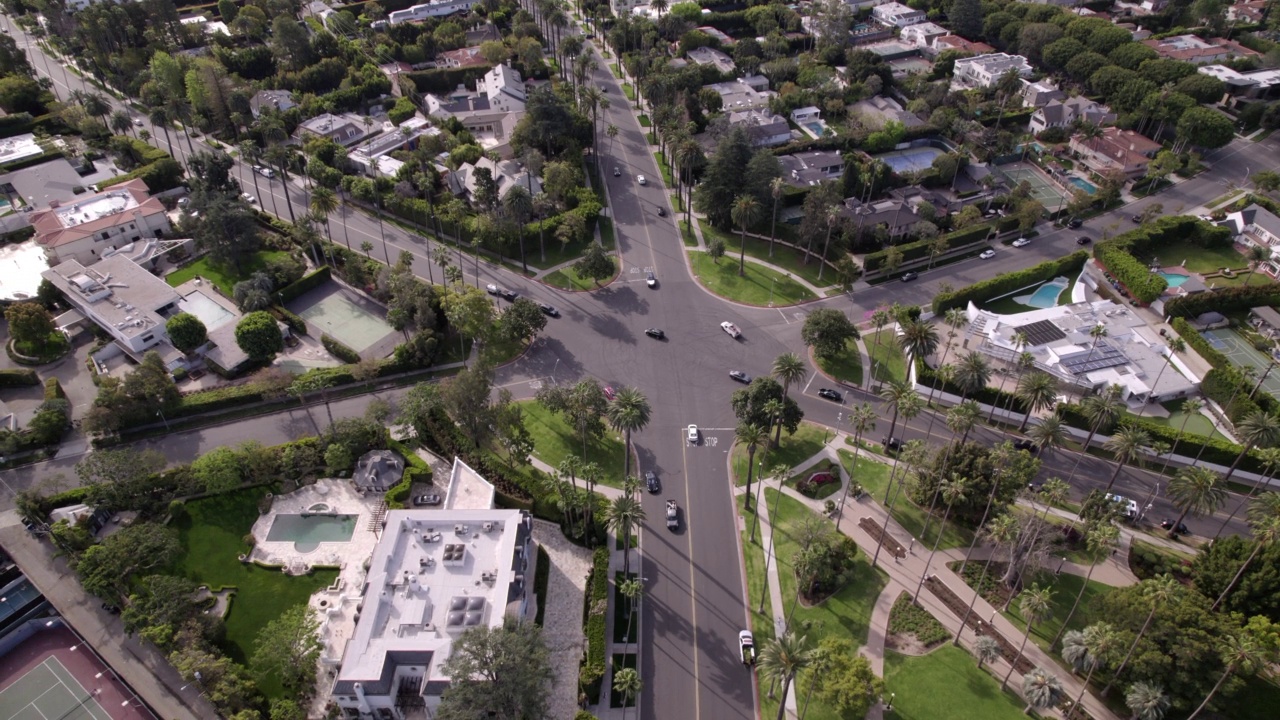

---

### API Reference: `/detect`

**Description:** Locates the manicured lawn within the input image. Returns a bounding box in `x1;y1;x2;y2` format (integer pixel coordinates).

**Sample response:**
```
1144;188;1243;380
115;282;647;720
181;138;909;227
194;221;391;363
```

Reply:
652;151;675;186
687;251;816;306
165;250;291;295
518;400;626;489
542;256;619;291
1002;571;1116;653
883;646;1030;720
1230;676;1280;720
170;490;338;699
815;337;863;386
760;489;887;720
839;449;974;551
680;220;698;247
698;218;831;289
1127;407;1224;441
732;421;831;487
739;495;775;647
867;329;907;386
525;224;616;271
1139;239;1246;274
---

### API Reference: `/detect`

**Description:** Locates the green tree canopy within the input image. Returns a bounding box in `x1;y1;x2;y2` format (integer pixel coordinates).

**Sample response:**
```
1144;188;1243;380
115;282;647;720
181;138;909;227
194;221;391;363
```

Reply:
800;308;860;360
166;312;208;354
436;618;555;720
251;605;322;690
234;311;284;361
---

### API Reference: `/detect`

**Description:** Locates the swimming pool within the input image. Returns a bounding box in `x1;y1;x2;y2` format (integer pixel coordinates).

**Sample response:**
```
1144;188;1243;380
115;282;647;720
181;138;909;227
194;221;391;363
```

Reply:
1014;277;1070;309
178;290;235;331
804;122;827;136
1158;271;1191;288
266;513;356;553
1069;177;1097;195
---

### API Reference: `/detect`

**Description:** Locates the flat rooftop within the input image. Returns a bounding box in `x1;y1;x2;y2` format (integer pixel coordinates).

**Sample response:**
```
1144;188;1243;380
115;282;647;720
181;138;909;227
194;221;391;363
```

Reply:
52;190;139;229
41;255;179;339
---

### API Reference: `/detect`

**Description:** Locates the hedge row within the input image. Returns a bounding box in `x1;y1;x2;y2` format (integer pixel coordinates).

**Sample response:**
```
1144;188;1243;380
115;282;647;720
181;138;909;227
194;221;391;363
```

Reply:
43;377;64;400
271;305;307;335
1164;284;1280;319
1092;216;1232;305
1095;242;1165;303
1168;317;1277;422
0;369;39;388
1;149;64;173
403;65;491;94
932;251;1089;313
863;223;992;274
581;547;610;704
321;333;361;364
1056;403;1263;474
0;111;76;139
1171;317;1229;368
917;358;1029;414
276;266;331;304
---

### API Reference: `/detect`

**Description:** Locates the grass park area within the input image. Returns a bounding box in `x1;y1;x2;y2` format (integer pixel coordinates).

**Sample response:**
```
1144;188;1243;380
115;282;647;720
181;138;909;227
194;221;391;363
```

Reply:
542;256;620;291
1138;239;1252;276
680;220;698;247
518;400;626;489
731;422;831;487
839;449;974;551
883;646;1030;720
525;222;617;272
170;490;338;699
687;251;816;306
1000;571;1116;654
815;337;863;387
165;250;291;295
1128;406;1225;442
866;330;908;386
697;219;831;289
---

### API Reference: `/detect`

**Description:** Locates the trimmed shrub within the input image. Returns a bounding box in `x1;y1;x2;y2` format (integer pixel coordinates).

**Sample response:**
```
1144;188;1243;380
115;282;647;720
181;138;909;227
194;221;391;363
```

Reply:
271;305;307;335
933;251;1089;313
1164;284;1280;319
403;66;492;94
1171;317;1229;368
581;547;610;704
321;333;361;364
1092;216;1230;305
1057;402;1265;473
43;377;64;400
864;223;993;274
917;358;1028;413
1096;242;1166;303
0;369;39;387
275;266;331;304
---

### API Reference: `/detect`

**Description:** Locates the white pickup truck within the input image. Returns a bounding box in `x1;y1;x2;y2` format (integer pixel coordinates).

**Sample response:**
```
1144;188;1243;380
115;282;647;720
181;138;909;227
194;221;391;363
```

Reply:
739;630;755;666
666;500;679;530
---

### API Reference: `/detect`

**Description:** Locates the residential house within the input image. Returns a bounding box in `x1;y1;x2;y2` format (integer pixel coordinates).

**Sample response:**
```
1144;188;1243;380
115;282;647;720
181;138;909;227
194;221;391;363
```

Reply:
1029;97;1115;133
697;26;734;45
0;134;44;166
295;113;370;146
438;46;488;69
929;35;995;56
1227;0;1268;24
705;76;775;112
840;196;927;240
425;64;527;158
249;90;295;119
464;23;501;45
1142;34;1259;63
900;22;948;48
686;46;736;75
31;179;171;266
349;117;442;177
790;107;820;125
447;157;542;204
1198;64;1280;99
872;2;926;27
849;95;925;129
609;0;647;16
41;255;178;356
1021;79;1066;108
1069;127;1161;177
950;53;1033;91
1224;202;1280;257
778;150;844;187
727;110;791;147
388;0;476;24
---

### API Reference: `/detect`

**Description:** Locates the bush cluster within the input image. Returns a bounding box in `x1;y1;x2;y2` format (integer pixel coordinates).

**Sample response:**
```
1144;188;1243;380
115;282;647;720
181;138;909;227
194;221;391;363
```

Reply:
321;333;361;364
1129;543;1192;581
863;223;992;274
887;592;951;646
271;305;307;335
1165;284;1280;319
917;358;1029;414
932;251;1089;313
581;547;610;704
275;266;331;304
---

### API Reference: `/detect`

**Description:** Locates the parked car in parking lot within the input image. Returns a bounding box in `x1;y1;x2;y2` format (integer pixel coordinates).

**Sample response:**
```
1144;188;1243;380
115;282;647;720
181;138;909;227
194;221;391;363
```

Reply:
413;493;442;506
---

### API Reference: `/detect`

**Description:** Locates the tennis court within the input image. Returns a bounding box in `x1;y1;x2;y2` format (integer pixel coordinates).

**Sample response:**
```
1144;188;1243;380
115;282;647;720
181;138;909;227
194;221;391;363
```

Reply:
998;163;1071;207
873;146;944;174
286;282;398;356
0;656;110;720
1202;328;1280;398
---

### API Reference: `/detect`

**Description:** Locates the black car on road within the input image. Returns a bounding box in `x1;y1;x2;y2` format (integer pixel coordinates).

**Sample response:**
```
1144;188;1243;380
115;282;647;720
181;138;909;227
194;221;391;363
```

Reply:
540;303;559;317
817;388;842;402
883;437;902;451
1076;236;1091;245
645;328;665;339
900;272;919;282
645;471;660;493
498;289;519;301
1161;519;1190;535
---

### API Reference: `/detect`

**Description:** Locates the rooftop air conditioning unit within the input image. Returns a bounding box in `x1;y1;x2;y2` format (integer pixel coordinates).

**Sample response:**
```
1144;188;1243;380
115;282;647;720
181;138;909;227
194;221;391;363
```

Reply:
481;522;494;532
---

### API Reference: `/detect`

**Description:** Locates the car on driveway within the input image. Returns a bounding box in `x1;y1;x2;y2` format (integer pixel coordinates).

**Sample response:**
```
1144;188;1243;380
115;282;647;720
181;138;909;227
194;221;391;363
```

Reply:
1012;237;1031;247
498;289;519;301
1077;236;1092;245
979;249;996;259
687;425;699;444
413;493;442;506
729;370;751;384
485;283;499;295
721;321;741;338
645;471;660;493
817;388;842;402
645;328;665;340
603;385;616;401
900;272;919;282
539;303;559;317
637;175;647;185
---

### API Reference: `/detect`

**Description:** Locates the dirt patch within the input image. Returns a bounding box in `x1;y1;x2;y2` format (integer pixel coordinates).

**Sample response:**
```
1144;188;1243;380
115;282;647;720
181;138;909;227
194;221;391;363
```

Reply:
885;633;933;656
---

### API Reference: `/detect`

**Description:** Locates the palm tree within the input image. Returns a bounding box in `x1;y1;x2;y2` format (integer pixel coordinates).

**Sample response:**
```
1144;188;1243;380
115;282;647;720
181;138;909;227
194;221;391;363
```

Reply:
619;577;642;642
1104;575;1179;697
309;186;339;246
989;331;1028;419
1215;446;1280;536
1245;244;1270;286
731;195;762;277
767;177;785;258
1125;681;1170;720
1221;410;1280;486
607;387;651;482
954;351;992;401
148;106;175;158
868;308;892;384
770;353;807;446
1067;386;1124;485
957;512;1021;644
1167;466;1225;539
1186;631;1268;720
1136;338;1186;420
1062;623;1119;711
836;403;876;518
1029;415;1068;458
1016;372;1058;431
503;184;534;273
878;380;920;446
1085;323;1109;362
974;635;1001;669
553;456;583;538
872;439;928;567
914;476;968;601
1211;511;1280;611
606;495;646;577
736;423;768;513
947;400;982;444
1051;523;1118;650
1022;666;1064;716
109;109;133;138
897;318;941;368
1003;583;1054;690
1102;425;1151;493
613;667;642;720
1160;397;1204;475
761;398;785;451
757;631;814;720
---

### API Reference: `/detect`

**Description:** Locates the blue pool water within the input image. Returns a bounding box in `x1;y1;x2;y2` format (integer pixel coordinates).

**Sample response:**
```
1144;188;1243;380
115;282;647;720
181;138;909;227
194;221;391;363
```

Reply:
804;122;827;136
1069;177;1097;195
1159;271;1190;287
1014;277;1070;309
874;147;945;174
267;513;356;553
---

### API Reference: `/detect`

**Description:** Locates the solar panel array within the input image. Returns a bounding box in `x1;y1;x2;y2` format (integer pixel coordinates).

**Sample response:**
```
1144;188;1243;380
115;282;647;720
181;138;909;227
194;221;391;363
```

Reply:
1059;339;1128;375
1014;319;1066;347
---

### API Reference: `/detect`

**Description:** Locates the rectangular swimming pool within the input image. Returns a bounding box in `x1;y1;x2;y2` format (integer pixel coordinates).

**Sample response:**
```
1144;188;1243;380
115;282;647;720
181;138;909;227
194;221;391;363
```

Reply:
178;290;235;331
267;514;357;547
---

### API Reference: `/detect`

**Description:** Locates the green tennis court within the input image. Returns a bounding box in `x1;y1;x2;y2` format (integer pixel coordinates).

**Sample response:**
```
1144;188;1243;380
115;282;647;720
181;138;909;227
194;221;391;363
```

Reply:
0;656;111;720
1202;328;1280;398
999;163;1070;207
286;283;396;354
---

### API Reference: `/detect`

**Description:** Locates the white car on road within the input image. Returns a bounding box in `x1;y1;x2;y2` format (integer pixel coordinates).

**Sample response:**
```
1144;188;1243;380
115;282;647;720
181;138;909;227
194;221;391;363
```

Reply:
637;175;647;185
979;249;995;259
241;193;256;204
721;321;741;338
1012;237;1031;247
687;425;699;444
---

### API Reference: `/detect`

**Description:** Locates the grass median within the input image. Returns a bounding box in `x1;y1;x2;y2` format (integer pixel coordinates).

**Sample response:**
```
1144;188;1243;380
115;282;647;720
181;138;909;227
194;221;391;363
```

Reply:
519;400;625;489
687;251;816;306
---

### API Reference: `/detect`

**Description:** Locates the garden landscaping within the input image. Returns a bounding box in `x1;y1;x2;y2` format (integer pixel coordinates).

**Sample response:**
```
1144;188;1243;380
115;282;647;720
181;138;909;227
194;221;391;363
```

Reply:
866;329;908;386
518;400;626;489
731;421;831;487
841;450;973;551
697;218;831;289
165;250;292;295
814;337;863;387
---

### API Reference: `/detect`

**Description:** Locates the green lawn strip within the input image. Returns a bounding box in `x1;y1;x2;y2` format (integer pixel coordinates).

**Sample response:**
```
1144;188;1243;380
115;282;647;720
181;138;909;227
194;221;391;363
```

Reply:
1227;675;1280;720
542;257;619;291
1001;571;1116;654
524;228;616;271
622;83;635;100
1141;239;1247;274
738;494;779;719
165;250;290;295
170;490;337;700
883;646;1030;720
815;338;863;386
652;152;674;186
480;336;529;366
838;450;973;551
637;114;651;127
687;251;816;305
866;330;907;386
598;217;615;247
1127;407;1224;441
680;220;698;247
612;571;639;644
731;422;831;487
697;218;830;289
518;400;625;489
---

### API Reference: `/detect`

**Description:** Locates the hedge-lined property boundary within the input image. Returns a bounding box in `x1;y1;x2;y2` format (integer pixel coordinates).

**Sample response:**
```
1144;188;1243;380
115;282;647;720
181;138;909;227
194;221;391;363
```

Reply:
1164;284;1280;319
932;251;1089;313
1169;317;1276;423
1093;216;1232;305
276;266;332;304
581;547;609;704
1056;403;1265;474
864;223;993;274
0;369;39;388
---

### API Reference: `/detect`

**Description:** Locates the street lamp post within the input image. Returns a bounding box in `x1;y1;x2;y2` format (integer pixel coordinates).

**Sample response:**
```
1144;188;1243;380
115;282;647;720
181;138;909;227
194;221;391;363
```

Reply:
768;276;777;307
156;409;169;432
